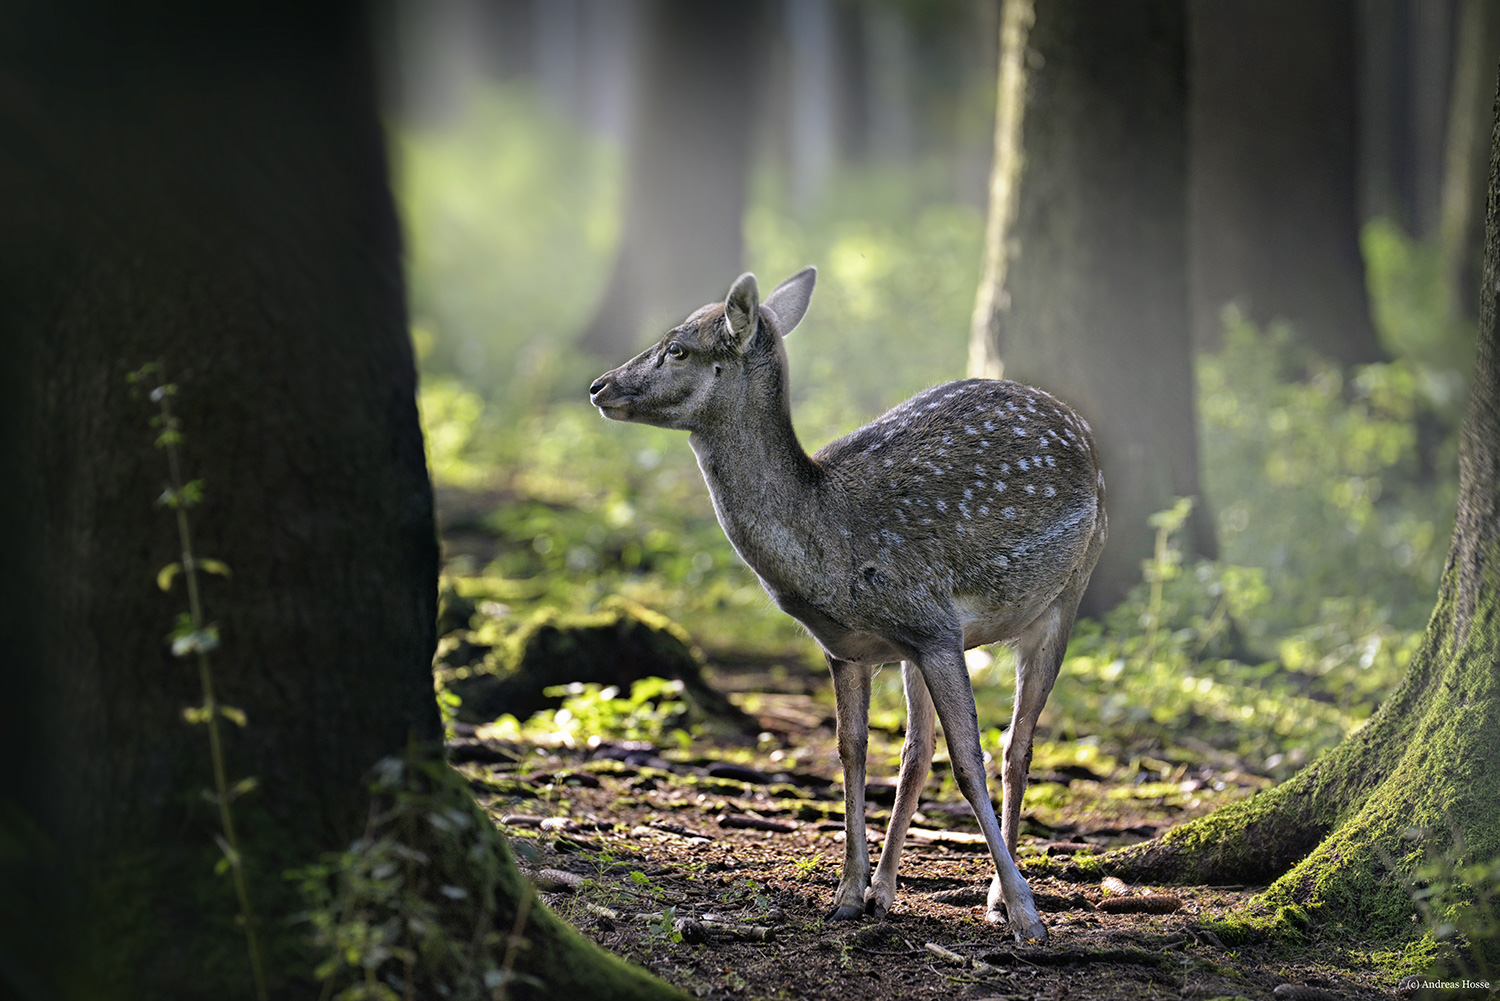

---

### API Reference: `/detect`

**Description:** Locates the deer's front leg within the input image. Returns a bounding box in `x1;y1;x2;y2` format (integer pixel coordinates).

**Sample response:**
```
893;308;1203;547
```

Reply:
866;660;935;919
827;656;871;921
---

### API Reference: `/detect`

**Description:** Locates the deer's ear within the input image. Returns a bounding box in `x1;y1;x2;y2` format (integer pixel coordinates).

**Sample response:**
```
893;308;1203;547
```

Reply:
761;267;816;336
725;272;760;351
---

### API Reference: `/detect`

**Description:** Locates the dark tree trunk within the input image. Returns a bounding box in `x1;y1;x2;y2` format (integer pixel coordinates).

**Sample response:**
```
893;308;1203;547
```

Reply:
1440;0;1500;324
1100;63;1500;960
969;0;1212;617
576;0;761;356
1359;0;1460;238
1189;0;1384;365
0;4;686;998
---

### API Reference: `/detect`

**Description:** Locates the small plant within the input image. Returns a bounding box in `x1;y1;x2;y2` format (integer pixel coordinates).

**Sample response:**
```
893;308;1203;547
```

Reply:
130;363;267;1001
1397;827;1500;983
294;746;540;1001
791;855;824;881
530;677;692;747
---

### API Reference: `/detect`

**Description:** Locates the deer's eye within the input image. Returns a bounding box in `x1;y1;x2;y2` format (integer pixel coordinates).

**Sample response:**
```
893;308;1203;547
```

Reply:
665;342;687;360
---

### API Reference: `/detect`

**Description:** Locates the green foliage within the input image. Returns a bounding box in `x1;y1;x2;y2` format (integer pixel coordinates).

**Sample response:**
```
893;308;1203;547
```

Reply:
744;180;983;433
537;678;690;746
480;676;693;753
1362;217;1476;376
294;749;540;1001
1199;313;1457;637
1400;829;1500;982
961;501;1405;777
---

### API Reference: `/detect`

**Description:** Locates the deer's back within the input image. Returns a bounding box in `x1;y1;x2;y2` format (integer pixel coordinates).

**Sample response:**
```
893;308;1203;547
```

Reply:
812;379;1103;624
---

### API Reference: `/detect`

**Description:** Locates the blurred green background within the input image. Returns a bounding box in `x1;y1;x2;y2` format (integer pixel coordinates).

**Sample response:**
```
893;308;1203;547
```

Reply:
394;1;1479;783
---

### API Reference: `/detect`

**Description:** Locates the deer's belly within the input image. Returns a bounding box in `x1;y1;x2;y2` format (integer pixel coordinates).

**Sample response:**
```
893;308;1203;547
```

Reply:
770;589;911;666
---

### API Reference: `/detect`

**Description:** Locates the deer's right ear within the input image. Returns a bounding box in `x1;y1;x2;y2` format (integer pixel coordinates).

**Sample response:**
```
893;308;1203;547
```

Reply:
725;272;760;351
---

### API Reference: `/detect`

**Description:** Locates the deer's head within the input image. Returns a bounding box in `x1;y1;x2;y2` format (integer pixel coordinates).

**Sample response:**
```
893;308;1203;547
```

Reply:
589;267;816;433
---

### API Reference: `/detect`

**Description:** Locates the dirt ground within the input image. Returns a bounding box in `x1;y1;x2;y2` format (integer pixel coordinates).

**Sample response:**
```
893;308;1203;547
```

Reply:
450;673;1404;1001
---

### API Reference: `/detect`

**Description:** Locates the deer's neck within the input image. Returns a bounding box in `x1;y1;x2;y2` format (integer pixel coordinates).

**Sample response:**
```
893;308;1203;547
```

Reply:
688;405;831;592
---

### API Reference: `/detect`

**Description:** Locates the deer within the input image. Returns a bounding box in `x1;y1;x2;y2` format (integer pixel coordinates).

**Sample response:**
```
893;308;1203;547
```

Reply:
588;267;1106;943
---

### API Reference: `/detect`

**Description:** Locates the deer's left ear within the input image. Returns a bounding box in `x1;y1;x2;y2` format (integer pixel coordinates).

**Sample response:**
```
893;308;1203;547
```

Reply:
725;272;760;352
761;266;816;336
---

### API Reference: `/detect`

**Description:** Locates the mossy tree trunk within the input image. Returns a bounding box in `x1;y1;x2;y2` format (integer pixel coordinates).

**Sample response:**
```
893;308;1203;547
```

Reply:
1;4;686;998
1099;66;1500;953
969;0;1212;616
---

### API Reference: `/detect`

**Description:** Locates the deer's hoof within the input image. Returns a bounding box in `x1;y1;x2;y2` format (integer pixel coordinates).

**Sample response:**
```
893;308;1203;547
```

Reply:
826;902;865;922
864;883;893;920
988;907;1048;944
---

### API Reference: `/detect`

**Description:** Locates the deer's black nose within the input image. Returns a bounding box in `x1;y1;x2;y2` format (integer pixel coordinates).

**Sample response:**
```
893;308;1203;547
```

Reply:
589;376;608;396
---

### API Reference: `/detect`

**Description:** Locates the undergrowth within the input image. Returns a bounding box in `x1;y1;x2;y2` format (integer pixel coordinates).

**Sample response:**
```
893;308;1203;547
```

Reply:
292;747;539;1001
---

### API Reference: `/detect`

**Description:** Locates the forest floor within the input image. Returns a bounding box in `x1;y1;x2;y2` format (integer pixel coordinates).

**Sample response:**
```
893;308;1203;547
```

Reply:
449;660;1407;1001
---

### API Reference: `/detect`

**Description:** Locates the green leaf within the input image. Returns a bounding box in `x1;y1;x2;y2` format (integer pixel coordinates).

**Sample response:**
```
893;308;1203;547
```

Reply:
227;776;259;800
197;558;231;578
154;428;184;449
182;705;212;725
157;562;182;591
170;625;220;657
219;704;248;727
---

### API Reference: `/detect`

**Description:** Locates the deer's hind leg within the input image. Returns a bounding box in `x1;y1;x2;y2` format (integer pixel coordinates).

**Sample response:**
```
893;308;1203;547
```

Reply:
998;588;1083;861
916;635;1047;943
866;660;935;918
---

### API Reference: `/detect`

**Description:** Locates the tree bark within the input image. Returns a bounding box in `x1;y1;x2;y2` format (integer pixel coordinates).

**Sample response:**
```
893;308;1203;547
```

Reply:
0;4;686;998
576;0;761;356
1096;63;1500;957
969;0;1212;617
1189;0;1384;365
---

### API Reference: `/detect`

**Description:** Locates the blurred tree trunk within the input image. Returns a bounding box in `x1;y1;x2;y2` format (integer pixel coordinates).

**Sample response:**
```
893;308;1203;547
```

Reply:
0;3;685;998
1359;0;1459;238
1102;66;1500;962
577;0;762;356
1440;0;1500;324
1189;0;1383;364
969;0;1212;617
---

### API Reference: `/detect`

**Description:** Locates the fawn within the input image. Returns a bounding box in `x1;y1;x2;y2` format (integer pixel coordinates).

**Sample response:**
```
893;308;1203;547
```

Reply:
589;268;1106;942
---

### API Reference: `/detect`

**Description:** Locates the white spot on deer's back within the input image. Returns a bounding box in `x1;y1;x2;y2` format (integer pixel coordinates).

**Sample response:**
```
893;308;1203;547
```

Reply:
1044;485;1056;497
959;502;971;519
994;481;1006;492
1002;507;1016;518
1024;484;1036;494
1018;458;1029;471
936;499;948;512
1014;427;1026;436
